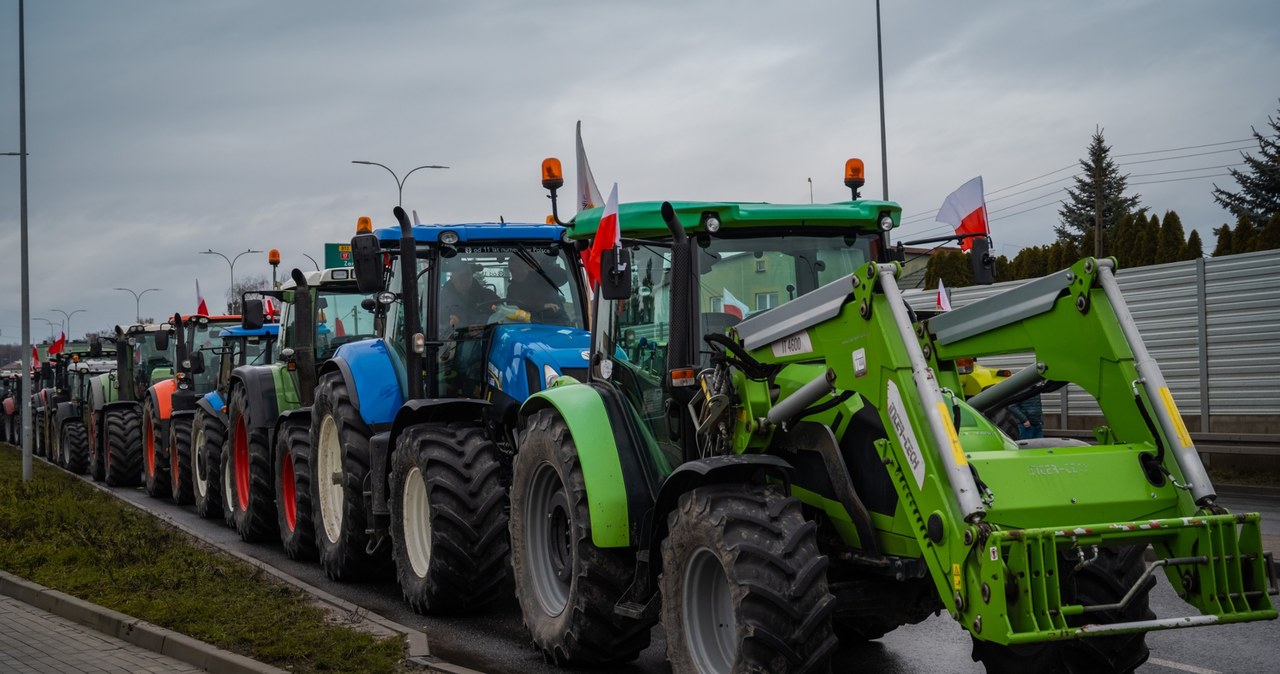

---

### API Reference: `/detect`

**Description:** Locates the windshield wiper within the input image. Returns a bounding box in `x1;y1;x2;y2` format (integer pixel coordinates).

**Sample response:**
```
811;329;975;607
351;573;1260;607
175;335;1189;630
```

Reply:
515;244;562;293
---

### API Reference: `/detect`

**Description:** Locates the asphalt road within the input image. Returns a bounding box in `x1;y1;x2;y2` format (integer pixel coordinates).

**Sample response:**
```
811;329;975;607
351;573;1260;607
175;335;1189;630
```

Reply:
93;477;1280;674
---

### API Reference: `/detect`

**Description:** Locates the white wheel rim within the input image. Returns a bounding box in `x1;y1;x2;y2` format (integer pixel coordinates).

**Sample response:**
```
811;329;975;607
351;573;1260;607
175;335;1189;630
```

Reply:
193;423;208;498
402;467;432;578
317;414;344;544
221;445;234;514
684;546;737;674
526;462;572;617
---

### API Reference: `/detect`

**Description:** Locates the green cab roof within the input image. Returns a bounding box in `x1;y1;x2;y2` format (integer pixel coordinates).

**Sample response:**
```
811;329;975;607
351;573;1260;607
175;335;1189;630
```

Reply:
565;200;902;240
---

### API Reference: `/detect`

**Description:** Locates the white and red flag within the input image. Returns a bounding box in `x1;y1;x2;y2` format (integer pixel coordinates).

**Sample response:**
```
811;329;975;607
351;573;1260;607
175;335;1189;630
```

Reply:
196;279;209;316
722;288;750;319
936;279;953;312
935;176;989;251
583;183;620;291
48;332;66;356
31;346;40;370
576;120;604;213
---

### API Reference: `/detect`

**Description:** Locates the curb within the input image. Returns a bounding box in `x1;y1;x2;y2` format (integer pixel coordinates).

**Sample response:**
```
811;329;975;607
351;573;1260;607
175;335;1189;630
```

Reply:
0;569;287;674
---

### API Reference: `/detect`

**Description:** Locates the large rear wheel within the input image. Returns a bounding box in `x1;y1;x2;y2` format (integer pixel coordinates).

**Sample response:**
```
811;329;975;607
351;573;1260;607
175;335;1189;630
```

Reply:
660;484;835;674
509;408;652;665
88;411;106;482
168;414;195;504
191;410;225;519
228;387;277;542
61;421;90;475
103;406;143;487
141;398;171;498
971;545;1153;673
310;371;387;580
276;417;316;560
390;422;509;614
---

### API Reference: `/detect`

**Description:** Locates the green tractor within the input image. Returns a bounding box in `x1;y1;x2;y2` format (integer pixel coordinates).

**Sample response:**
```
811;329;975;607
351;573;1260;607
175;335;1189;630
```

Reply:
226;266;376;555
509;174;1276;672
56;347;117;475
86;323;173;486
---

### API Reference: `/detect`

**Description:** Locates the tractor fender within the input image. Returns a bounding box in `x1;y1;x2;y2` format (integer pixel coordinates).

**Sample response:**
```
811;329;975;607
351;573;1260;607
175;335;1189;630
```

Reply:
521;382;659;549
321;339;404;428
101;399;141;418
276;406;311;433
148;378;176;422
196;391;223;420
388;398;491;450
230;365;280;429
55;401;81;427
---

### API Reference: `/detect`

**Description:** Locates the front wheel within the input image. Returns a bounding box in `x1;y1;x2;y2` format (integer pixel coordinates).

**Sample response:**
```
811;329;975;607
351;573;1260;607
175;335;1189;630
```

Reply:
229;387;277;543
88;411;106;482
276;417;316;560
390;422;509;614
142;398;171;498
61;421;90;475
971;545;1153;673
103;407;142;488
310;371;386;581
169;415;195;504
191;410;225;520
509;408;652;665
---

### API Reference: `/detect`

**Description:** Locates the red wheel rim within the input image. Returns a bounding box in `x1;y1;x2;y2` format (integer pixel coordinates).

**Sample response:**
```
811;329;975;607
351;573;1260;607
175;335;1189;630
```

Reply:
282;451;297;531
234;418;250;510
145;415;156;477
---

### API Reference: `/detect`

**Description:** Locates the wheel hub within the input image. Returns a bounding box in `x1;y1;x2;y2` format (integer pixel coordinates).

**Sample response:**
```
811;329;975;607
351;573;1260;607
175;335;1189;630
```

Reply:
684;547;737;674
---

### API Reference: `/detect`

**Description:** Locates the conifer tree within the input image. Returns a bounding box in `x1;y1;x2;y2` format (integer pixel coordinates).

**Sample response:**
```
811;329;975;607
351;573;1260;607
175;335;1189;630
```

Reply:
1212;224;1234;257
1183;230;1204;260
1212;100;1280;222
1155;211;1186;264
1232;215;1256;254
1109;213;1135;264
1256;213;1280;251
1057;129;1142;251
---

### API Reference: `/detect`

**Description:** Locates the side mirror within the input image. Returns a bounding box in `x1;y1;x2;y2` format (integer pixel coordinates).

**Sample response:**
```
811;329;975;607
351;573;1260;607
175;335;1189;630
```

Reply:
970;236;996;285
89;339;102;358
599;248;632;301
190;350;206;375
361;297;377;312
154;330;169;352
352;232;384;293
242;298;265;330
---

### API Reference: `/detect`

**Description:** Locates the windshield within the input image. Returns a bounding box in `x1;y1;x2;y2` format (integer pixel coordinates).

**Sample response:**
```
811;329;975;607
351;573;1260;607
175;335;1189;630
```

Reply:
437;243;586;333
190;320;239;392
317;289;379;361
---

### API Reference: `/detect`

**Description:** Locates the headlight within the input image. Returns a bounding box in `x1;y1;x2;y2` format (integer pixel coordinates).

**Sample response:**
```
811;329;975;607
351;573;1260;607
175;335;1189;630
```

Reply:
879;214;894;232
544;364;559;388
440;230;459;245
377;291;396;305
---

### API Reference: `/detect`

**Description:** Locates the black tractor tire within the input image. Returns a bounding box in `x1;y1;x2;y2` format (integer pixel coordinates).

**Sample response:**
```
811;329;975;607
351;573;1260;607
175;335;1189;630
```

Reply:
390;422;509;615
141;398;171;498
61;421;90;475
228;387;277;543
48;417;64;468
191;410;224;519
168;414;195;505
88;411;106;482
104;407;143;488
310;371;388;581
509;408;652;665
660;484;836;674
276;417;317;561
971;545;1153;674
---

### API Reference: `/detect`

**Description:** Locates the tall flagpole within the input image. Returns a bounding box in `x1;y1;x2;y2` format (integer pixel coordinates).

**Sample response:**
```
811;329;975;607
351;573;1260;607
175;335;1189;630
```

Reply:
875;0;889;200
17;0;32;481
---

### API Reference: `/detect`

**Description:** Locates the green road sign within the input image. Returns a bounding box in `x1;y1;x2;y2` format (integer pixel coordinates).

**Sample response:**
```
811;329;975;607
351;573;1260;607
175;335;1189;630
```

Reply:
325;242;353;268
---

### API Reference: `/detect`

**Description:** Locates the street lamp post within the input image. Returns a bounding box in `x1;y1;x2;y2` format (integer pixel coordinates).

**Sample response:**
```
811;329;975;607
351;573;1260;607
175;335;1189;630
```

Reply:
33;318;54;342
301;253;320;271
200;248;262;312
50;308;85;341
351;160;448;208
114;287;161;323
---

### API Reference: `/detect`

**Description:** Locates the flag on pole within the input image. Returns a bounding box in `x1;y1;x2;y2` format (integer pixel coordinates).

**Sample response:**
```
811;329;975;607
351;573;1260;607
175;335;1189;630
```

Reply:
576;120;604;213
196;279;209;316
583;183;620;291
48;332;66;356
937;279;953;312
935;176;989;251
264;296;276;318
32;346;40;370
722;288;750;319
335;317;347;337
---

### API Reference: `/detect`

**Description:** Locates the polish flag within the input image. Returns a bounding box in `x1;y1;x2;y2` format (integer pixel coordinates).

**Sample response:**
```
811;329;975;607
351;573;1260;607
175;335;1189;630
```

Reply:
335;317;347;337
937;279;953;312
264;297;276;318
583;183;620;291
196;280;209;316
48;332;67;356
722;288;750;319
576;121;604;212
935;176;989;251
32;346;40;370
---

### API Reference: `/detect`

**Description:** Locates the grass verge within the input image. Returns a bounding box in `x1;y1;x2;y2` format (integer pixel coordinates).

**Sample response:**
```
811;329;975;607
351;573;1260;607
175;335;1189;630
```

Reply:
0;445;407;673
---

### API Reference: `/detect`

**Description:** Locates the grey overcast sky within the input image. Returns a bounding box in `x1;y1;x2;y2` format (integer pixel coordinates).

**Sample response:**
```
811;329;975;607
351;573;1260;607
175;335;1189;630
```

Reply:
1;0;1278;343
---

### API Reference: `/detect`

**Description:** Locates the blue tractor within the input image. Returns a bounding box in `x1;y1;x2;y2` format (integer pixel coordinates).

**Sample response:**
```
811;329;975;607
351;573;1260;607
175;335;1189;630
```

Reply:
311;211;591;615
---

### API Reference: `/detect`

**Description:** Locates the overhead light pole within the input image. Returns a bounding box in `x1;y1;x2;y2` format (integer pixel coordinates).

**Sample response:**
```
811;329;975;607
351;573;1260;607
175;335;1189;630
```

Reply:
33;318;54;342
114;287;161;323
875;0;889;200
301;253;320;271
351;160;449;208
5;0;33;480
200;248;262;312
50;308;85;340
